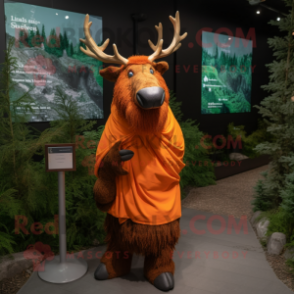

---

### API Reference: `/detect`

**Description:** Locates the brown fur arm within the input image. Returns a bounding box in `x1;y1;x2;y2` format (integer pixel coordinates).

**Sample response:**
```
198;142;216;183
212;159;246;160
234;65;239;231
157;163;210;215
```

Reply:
93;141;129;211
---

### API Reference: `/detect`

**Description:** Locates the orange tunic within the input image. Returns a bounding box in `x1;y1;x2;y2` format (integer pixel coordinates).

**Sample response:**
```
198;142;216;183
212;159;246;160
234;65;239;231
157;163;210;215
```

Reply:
94;103;185;225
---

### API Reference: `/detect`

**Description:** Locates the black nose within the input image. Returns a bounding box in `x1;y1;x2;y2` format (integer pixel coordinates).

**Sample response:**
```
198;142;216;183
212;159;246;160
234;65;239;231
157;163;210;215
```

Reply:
136;87;165;109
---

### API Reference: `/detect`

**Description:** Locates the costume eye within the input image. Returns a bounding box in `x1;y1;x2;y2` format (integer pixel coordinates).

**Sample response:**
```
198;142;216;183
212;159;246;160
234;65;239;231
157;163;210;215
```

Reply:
150;68;154;74
128;71;134;78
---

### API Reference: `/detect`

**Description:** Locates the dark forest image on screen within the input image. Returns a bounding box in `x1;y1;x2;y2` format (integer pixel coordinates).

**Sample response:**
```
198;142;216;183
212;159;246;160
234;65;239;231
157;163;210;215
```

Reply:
201;31;252;114
4;1;103;121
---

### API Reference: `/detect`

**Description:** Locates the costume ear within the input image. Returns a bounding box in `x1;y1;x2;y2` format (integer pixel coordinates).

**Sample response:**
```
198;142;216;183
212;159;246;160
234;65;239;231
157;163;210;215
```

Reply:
154;61;169;75
100;66;121;82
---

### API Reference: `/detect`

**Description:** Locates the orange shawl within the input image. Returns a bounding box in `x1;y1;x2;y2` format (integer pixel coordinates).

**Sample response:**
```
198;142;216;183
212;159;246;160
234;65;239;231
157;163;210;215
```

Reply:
94;103;185;225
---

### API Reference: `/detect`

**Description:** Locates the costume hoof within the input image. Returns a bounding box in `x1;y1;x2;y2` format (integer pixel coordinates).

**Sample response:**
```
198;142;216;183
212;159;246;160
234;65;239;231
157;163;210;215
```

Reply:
94;263;109;280
153;272;174;292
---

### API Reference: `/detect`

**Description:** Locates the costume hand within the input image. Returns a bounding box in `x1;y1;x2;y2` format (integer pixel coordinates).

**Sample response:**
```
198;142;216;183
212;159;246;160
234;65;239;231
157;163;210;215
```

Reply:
119;149;134;161
102;141;134;176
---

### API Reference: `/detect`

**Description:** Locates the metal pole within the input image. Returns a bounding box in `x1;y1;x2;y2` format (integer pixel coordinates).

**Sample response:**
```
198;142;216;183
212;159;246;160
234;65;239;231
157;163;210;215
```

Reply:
38;169;88;283
58;171;66;264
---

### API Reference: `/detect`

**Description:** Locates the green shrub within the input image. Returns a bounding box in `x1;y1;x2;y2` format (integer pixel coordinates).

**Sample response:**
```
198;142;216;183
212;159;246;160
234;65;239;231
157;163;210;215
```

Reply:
251;161;291;237
0;188;20;256
279;172;294;239
0;39;106;256
285;259;294;274
227;120;274;158
0;85;106;255
263;209;288;237
169;91;216;197
251;171;276;212
251;165;283;212
258;207;294;244
251;0;294;213
253;171;294;252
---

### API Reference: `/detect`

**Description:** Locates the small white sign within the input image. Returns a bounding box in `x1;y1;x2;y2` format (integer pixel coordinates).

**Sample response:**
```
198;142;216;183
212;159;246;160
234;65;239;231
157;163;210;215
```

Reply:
48;146;73;170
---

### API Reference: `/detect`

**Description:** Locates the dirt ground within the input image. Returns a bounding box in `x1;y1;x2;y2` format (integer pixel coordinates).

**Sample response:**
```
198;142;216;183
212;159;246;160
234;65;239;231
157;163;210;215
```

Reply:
0;245;94;294
0;269;32;294
265;251;294;291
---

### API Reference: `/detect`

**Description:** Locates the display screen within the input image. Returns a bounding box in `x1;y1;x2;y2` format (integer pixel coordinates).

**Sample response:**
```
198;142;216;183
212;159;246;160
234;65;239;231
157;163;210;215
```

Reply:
4;0;103;121
201;31;252;114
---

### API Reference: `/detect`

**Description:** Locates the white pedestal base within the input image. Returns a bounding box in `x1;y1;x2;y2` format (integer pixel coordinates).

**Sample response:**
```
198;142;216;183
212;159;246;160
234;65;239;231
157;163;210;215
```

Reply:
38;256;88;283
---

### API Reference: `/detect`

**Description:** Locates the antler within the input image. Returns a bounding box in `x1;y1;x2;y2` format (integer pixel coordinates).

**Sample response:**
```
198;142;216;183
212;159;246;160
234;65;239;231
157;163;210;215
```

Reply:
148;11;187;62
80;14;128;65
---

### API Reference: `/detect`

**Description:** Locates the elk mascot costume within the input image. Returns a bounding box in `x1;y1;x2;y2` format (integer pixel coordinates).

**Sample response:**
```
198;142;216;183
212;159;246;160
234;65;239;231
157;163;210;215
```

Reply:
80;11;187;292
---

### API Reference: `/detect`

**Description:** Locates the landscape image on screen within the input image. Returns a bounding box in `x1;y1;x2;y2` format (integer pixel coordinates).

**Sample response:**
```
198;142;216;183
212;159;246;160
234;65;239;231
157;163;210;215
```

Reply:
4;0;103;121
201;31;252;114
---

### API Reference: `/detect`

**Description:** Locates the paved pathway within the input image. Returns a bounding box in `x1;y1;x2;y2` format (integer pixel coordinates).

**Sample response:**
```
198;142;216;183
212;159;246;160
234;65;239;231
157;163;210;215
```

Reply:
17;207;292;294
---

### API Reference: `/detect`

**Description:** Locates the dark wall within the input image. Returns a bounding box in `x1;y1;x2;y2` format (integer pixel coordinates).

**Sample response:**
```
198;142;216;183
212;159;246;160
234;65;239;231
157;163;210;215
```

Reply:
0;0;282;137
176;1;279;137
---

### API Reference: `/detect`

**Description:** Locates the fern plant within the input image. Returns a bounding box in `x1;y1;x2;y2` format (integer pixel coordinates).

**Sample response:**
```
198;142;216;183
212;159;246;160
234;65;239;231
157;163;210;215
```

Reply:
43;88;105;252
0;38;66;256
0;38;105;256
0;188;20;256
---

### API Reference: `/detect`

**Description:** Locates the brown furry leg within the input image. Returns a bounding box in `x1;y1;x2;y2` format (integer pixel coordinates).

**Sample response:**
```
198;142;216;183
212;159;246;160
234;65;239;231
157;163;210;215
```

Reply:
144;247;174;284
100;243;133;279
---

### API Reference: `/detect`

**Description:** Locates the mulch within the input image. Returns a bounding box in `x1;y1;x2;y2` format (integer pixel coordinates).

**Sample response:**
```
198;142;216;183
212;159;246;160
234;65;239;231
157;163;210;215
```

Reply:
0;269;31;294
265;253;294;291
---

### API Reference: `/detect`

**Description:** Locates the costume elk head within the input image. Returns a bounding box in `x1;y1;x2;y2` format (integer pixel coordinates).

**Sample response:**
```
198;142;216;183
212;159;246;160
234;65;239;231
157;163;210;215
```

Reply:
80;11;187;134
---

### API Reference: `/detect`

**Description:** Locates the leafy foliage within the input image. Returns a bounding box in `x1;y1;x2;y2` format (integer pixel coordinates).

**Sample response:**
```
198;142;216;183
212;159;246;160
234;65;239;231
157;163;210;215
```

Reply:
245;2;294;259
251;173;276;212
169;91;216;197
0;39;105;256
285;259;294;274
0;188;20;256
257;207;293;244
252;0;294;210
227;120;274;158
279;172;294;239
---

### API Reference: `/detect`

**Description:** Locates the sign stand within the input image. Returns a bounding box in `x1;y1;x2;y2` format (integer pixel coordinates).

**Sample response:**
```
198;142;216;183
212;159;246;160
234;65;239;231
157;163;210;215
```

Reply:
38;144;88;283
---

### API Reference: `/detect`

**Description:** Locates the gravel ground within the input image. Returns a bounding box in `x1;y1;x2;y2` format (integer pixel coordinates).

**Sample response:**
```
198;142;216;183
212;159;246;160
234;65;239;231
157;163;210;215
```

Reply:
182;164;294;292
265;249;294;291
0;269;32;294
182;165;269;219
